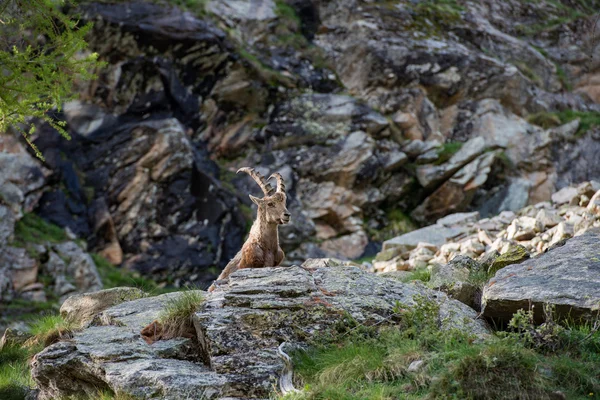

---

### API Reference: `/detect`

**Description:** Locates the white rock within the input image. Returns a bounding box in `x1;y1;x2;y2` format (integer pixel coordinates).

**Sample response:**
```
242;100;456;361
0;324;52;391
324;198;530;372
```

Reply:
535;209;563;229
551;186;578;205
408;360;425;373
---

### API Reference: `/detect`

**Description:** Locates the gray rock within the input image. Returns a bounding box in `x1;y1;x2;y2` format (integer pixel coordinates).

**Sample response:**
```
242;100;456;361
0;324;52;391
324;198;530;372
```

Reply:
0;205;15;247
194;263;489;397
382;224;467;251
32;291;218;400
437;212;480;227
0;326;32;350
53;242;103;294
33;262;488;399
0;133;48;212
415;137;487;189
60;287;147;327
482;229;600;322
552;186;579;205
429;256;480;308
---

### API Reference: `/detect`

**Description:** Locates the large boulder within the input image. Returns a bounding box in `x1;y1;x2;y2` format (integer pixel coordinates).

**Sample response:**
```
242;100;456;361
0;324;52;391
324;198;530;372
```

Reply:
32;291;217;400
60;287;147;327
33;261;488;399
482;229;600;323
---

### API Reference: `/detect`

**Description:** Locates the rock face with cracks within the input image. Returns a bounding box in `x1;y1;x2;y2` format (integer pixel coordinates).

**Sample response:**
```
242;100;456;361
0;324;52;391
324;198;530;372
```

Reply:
32;260;488;399
482;229;600;323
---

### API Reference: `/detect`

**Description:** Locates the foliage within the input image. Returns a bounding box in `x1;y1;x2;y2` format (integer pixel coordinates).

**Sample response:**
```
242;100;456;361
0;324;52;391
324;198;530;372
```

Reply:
528;110;600;136
0;344;32;400
158;289;205;338
275;0;301;27
434;141;463;165
367;209;417;242
167;0;207;14
92;253;171;295
0;0;101;160
397;267;431;283
283;297;600;400
13;213;67;247
527;111;562;129
408;0;464;36
26;314;74;351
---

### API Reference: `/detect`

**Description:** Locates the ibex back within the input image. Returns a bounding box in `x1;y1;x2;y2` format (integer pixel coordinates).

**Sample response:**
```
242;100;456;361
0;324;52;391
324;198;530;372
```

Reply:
208;168;290;292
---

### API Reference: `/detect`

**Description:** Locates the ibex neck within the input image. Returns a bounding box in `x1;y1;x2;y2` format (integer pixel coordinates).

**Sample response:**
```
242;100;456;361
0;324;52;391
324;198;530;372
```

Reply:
249;213;279;247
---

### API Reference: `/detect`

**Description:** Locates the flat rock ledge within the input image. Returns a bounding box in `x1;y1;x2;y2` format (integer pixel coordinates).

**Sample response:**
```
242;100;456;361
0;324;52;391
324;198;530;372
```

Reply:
32;260;488;399
482;229;600;323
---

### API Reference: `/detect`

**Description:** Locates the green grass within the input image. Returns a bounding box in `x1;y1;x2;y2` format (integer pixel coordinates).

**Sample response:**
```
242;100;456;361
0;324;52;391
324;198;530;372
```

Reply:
434;142;463;165
158;289;205;338
0;314;75;399
283;298;600;400
398;267;431;283
92;253;171;295
275;0;301;27
367;209;417;243
406;0;464;37
26;314;74;351
13;213;67;247
166;0;207;15
515;61;542;85
0;344;32;400
528;110;600;136
555;64;573;91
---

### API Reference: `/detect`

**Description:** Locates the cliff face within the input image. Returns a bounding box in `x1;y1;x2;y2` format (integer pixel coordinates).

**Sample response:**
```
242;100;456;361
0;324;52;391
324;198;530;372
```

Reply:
3;0;600;287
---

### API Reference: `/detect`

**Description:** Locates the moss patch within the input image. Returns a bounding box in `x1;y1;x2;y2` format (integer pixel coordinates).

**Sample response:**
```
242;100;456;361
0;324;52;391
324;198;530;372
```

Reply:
367;210;417;243
13;213;67;247
434;141;463;165
488;245;530;275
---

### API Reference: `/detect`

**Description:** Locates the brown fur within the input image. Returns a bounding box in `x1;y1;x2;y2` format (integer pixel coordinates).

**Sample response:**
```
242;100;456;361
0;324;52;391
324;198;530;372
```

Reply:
208;170;290;292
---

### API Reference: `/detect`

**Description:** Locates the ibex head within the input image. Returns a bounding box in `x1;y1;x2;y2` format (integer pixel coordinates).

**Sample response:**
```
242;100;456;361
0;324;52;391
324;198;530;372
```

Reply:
237;167;291;225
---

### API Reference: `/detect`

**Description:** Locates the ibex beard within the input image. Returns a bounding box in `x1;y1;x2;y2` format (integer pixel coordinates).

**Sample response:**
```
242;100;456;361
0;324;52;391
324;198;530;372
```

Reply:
208;168;290;292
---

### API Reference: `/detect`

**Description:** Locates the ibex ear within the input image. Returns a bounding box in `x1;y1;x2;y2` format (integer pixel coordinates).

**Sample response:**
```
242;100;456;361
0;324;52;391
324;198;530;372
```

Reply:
249;195;263;206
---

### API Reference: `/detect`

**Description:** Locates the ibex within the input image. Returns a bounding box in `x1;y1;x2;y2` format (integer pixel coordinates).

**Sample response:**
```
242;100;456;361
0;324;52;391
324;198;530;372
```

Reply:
208;167;290;292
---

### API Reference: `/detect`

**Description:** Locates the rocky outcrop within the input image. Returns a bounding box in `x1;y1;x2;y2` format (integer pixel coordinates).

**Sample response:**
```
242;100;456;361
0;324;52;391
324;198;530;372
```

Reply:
13;0;600;285
482;229;600;323
32;260;488;399
374;182;600;275
0;132;104;305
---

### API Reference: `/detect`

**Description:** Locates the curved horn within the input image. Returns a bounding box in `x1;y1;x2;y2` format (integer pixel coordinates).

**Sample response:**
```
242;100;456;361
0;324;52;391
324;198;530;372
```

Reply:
268;172;286;195
237;167;275;196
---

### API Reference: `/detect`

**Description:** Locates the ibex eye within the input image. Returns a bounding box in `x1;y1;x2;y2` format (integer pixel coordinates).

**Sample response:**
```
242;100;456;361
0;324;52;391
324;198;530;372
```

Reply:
267;202;275;207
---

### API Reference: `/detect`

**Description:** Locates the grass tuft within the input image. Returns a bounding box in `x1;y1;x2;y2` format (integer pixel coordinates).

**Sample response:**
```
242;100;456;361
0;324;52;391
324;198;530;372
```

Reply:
158;290;205;339
26;314;74;350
